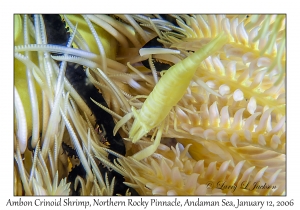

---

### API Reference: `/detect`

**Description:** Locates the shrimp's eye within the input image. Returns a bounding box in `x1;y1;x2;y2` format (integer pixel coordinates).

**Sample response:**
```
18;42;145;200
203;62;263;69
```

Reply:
141;37;172;72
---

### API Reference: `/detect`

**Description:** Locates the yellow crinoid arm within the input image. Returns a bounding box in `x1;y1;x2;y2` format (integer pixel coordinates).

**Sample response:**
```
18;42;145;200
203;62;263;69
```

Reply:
14;15;41;138
63;15;117;60
14;14;117;149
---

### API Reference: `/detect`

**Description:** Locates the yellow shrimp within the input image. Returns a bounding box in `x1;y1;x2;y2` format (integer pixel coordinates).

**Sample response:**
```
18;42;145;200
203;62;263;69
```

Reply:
114;33;228;160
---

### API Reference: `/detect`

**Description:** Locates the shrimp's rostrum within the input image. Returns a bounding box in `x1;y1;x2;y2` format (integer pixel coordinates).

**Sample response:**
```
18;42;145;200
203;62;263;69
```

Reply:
114;33;229;160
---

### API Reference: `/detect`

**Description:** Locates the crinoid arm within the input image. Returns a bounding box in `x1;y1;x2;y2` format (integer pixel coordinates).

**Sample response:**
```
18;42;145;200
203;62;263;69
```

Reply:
132;120;165;160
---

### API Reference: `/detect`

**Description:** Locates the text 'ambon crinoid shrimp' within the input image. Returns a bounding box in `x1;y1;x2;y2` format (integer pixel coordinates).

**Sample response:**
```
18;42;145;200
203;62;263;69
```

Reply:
114;32;229;160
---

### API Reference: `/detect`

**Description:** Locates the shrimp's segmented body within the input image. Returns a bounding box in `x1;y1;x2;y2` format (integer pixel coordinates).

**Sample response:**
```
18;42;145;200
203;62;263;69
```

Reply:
115;33;229;160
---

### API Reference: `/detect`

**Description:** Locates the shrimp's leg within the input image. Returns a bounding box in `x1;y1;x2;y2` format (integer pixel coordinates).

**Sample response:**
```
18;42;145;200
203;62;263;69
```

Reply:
132;120;165;160
113;112;134;136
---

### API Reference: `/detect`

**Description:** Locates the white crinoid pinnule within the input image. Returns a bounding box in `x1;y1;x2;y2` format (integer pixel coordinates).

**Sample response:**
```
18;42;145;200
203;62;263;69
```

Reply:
14;141;71;195
115;143;284;195
32;172;70;195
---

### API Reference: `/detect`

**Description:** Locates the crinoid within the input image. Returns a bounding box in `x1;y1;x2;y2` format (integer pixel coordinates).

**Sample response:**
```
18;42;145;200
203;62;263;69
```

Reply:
99;14;286;195
14;14;134;196
14;14;286;196
112;143;284;195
